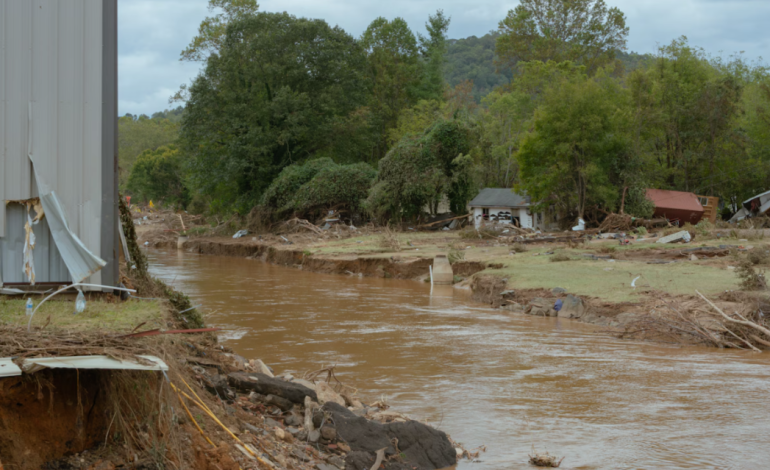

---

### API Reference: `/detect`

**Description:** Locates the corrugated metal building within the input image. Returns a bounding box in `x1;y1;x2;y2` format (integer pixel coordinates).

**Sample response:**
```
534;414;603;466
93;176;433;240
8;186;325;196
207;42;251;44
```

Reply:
0;0;118;290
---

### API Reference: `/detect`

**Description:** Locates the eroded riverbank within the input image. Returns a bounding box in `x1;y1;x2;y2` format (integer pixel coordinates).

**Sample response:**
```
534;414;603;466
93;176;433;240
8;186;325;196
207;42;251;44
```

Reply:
148;249;770;469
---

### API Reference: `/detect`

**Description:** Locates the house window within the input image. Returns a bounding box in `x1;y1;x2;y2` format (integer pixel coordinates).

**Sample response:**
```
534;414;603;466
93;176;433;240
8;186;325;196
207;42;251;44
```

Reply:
537;213;543;224
482;208;489;216
699;197;709;206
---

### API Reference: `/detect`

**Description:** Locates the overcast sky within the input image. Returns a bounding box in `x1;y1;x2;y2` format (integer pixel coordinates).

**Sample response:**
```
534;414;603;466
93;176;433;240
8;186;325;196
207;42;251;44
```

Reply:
118;0;770;116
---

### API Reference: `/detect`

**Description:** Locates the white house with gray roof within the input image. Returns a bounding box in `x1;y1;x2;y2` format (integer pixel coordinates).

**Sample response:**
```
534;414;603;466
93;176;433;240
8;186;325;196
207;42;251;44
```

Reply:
468;188;553;230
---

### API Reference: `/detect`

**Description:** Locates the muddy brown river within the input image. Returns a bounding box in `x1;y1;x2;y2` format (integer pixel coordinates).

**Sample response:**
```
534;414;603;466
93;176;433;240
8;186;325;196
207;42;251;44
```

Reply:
148;250;770;469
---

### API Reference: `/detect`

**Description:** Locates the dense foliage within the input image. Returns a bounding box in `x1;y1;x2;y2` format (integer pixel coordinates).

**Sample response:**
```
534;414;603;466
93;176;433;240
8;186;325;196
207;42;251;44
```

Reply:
367;120;475;220
126;145;189;208
181;12;370;213
261;159;377;219
118;112;180;188
122;0;770;227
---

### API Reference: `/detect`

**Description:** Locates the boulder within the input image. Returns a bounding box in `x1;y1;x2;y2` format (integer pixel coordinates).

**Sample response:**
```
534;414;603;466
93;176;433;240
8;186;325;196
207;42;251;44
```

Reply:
228;372;317;404
552;287;567;294
323;402;456;470
316;382;346;406
502;303;524;313
557;294;586;319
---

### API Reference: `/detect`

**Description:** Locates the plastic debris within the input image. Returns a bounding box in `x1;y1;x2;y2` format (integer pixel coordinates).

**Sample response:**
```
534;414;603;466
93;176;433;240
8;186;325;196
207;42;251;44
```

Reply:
25;298;33;316
631;276;641;289
572;218;586;231
74;290;86;314
233;229;249;239
656;230;692;244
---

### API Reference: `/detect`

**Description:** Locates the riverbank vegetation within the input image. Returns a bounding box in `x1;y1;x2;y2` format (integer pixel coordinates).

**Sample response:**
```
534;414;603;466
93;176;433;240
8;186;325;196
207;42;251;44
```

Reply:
118;0;770;228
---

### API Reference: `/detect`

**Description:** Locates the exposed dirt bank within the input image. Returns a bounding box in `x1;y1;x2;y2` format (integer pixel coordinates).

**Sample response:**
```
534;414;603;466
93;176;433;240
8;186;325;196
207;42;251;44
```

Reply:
150;236;487;282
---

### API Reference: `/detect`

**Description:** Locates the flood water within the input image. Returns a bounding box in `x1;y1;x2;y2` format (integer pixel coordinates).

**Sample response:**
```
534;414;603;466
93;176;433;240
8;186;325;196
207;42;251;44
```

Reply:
148;250;770;470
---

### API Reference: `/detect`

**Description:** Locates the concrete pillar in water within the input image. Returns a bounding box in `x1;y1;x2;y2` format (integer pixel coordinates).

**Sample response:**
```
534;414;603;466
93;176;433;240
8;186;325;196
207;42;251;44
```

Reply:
432;254;453;285
177;236;188;250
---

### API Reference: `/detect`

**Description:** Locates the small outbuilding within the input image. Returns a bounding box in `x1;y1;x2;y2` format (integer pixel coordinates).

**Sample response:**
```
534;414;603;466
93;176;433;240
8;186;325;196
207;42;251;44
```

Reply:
646;189;704;225
468;188;552;230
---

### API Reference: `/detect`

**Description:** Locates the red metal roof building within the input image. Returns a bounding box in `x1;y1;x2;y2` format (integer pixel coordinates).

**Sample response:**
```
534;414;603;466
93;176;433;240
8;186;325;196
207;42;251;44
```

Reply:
646;189;705;225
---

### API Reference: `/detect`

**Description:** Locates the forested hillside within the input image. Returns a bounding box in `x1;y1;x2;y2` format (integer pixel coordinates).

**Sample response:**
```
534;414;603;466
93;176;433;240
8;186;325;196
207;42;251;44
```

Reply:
119;0;770;227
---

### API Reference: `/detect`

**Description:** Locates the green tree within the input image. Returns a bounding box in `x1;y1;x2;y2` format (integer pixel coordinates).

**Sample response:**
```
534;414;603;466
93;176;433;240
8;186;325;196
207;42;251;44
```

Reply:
628;38;762;198
516;68;632;219
444;33;511;101
361;17;422;160
496;0;628;75
181;12;369;212
180;0;260;62
367;120;474;221
118;114;180;188
126;145;189;208
416;10;451;102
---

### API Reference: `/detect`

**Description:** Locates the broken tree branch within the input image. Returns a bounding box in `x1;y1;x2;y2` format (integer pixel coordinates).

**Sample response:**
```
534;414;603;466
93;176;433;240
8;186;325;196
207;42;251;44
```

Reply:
696;290;770;339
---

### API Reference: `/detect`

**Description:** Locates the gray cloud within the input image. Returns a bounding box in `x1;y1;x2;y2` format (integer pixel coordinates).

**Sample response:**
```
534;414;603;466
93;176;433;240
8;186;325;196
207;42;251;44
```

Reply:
118;0;769;116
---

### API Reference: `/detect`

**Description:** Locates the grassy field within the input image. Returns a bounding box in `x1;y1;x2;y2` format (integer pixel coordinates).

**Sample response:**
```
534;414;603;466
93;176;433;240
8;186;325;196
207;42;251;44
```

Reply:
0;297;165;332
306;232;746;302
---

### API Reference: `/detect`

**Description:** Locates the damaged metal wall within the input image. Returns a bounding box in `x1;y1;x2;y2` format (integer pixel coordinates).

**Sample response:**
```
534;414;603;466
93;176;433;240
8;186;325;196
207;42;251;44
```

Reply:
0;0;118;289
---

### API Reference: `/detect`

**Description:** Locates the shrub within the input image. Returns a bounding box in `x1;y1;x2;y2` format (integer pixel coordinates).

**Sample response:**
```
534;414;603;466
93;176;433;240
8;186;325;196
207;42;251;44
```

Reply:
378;226;401;252
550;252;573;262
511;243;528;253
736;258;767;291
748;249;770;265
448;247;465;264
292;163;377;216
260;158;336;212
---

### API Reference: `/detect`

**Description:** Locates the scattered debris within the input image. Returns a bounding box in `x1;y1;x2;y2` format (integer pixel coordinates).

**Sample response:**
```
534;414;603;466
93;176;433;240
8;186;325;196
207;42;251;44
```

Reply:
528;447;564;468
656;230;692;244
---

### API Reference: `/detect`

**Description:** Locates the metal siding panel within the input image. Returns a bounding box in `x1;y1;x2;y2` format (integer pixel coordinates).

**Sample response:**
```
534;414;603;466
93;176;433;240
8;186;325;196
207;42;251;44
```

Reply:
83;0;102;285
0;1;6;237
100;0;118;289
1;0;108;288
3;0;32;201
0;204;70;284
0;204;25;283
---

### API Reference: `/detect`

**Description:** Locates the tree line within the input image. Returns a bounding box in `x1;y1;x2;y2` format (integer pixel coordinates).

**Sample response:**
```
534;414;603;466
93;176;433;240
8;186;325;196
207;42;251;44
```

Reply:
122;0;770;227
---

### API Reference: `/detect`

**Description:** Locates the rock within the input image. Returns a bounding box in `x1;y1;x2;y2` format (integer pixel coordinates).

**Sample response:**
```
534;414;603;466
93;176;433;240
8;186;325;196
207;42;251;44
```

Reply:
689;254;699;261
552;287;567;294
228;372;317;404
309;429;322;443
297;430;309;441
285;413;303;427
502;303;524;313
527;299;551;317
327;455;346;469
254;359;274;377
316;464;338;470
201;374;235;402
313;410;325;428
500;290;516;300
275;427;294;443
243;422;262;435
293;378;317;391
558;294;586;319
265;394;294;411
323;402;456;470
615;312;639;327
264;417;283;429
316;382;346;406
321;425;337;441
292;449;311;461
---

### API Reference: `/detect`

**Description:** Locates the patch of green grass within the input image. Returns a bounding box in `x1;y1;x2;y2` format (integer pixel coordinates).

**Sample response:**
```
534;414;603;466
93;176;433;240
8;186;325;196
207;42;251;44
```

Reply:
0;298;165;332
483;255;738;302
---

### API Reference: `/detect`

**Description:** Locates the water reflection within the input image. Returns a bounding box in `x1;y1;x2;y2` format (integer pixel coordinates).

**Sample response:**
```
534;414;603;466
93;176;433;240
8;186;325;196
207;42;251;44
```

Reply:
148;250;770;470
